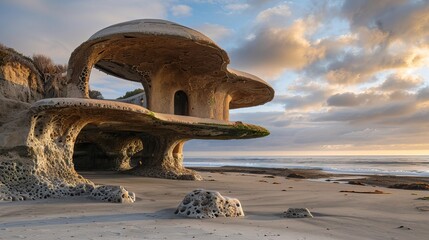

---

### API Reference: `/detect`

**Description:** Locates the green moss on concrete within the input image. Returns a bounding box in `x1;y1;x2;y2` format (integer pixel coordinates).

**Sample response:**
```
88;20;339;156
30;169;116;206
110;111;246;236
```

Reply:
147;110;156;117
196;121;270;138
231;122;270;138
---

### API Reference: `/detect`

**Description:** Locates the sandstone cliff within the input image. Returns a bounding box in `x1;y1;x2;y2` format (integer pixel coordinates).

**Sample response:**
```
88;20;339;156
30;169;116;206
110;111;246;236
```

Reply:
0;44;44;102
0;44;67;125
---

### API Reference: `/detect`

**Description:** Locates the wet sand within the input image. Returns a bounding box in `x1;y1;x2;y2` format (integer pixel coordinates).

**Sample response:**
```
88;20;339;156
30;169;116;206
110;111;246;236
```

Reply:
0;169;428;240
192;166;429;189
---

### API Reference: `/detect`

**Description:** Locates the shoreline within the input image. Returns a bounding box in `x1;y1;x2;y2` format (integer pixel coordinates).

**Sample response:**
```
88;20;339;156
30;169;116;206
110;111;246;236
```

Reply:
184;154;429;178
190;166;429;189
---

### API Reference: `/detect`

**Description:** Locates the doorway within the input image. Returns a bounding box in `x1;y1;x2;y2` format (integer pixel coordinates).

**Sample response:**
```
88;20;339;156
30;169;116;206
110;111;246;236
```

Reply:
174;90;189;116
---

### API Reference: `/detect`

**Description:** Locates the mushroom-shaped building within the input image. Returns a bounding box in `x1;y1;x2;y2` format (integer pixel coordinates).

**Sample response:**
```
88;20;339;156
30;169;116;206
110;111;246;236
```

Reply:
0;19;273;202
66;19;274;179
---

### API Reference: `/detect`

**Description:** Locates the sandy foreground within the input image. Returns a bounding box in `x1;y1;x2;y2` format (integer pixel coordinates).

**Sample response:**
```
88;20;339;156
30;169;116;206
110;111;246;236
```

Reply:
0;170;428;240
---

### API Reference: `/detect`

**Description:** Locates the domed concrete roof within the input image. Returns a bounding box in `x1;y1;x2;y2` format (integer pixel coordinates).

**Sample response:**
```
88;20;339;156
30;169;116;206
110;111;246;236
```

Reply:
89;19;215;45
68;19;274;109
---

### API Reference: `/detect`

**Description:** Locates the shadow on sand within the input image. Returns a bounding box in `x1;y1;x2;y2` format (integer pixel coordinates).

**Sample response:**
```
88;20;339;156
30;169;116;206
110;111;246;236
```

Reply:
0;208;179;228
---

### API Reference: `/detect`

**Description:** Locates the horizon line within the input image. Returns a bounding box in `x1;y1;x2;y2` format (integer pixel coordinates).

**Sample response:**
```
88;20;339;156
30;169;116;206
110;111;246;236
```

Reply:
185;150;429;157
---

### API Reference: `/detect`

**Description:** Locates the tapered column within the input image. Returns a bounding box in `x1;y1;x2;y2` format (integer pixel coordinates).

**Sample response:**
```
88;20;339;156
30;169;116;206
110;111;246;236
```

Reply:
127;134;201;180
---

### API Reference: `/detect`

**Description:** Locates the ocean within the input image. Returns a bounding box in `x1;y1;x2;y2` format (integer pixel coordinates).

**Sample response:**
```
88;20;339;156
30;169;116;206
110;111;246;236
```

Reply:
183;155;429;177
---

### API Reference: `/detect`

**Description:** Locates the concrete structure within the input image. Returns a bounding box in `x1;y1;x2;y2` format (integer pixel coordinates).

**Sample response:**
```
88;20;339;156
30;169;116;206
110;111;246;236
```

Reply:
67;19;274;179
0;19;274;202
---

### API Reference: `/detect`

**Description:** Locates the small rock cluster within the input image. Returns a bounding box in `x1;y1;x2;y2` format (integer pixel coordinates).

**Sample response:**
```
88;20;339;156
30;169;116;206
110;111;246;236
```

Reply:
90;185;136;203
175;189;244;218
283;208;314;218
389;183;429;190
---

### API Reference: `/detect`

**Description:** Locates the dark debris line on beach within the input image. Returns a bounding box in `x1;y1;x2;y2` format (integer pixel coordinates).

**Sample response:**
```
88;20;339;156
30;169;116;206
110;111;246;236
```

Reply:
191;166;429;190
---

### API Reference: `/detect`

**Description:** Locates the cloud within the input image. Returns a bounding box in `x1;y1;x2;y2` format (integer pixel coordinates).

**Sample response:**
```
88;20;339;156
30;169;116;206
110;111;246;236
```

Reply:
341;0;429;43
322;47;426;85
315;101;416;124
256;3;291;24
231;19;322;78
341;0;405;29
194;23;233;42
327;92;367;107
417;87;429;102
225;3;249;12
171;4;192;17
227;3;328;78
327;73;424;107
378;73;423;91
299;0;429;86
3;0;50;13
274;82;333;110
246;0;274;6
0;0;168;63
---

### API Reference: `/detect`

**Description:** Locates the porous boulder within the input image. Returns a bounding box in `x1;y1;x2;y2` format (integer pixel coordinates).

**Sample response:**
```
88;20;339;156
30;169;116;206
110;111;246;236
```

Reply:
90;185;135;203
283;208;314;218
175;189;244;218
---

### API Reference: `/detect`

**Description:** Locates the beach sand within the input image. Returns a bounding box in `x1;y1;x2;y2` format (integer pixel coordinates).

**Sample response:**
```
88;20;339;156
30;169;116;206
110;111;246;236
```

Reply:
0;169;428;240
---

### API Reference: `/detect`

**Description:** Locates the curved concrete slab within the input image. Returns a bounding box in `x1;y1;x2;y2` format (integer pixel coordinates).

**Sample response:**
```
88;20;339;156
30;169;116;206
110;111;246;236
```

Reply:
31;98;270;139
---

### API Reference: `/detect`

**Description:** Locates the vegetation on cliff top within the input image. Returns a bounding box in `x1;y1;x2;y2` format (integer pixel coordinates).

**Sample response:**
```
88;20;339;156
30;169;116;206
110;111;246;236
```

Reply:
89;90;104;99
1;42;66;79
32;54;66;78
0;43;38;73
117;88;144;99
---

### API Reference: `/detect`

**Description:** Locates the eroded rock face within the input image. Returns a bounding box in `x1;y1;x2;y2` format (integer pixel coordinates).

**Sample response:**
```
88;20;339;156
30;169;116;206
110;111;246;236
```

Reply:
283;208;314;218
0;159;137;203
0;44;45;103
0;160;90;201
0;167;136;203
175;189;244;218
0;62;44;103
0;46;66;127
0;107;136;203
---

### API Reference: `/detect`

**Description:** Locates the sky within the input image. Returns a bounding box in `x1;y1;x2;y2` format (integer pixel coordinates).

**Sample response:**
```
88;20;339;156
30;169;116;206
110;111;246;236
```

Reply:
1;0;429;155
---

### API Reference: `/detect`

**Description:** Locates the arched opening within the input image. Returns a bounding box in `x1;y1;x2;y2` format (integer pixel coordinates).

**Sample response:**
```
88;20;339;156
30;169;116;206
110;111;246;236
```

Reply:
73;128;145;171
172;141;185;159
88;68;148;108
73;141;112;170
174;90;189;116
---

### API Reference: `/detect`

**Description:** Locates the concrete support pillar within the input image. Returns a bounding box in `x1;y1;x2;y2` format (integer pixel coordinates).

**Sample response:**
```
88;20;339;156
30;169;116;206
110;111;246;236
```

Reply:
127;134;201;180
